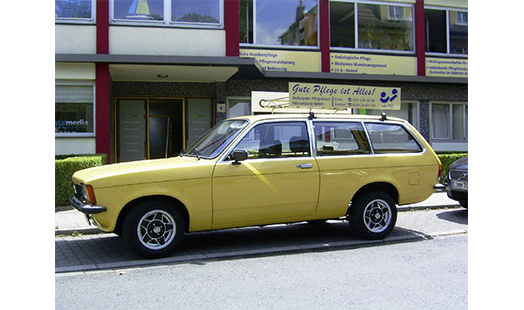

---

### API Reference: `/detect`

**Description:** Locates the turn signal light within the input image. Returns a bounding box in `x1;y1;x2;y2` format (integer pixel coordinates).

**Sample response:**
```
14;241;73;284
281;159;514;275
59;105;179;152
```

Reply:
84;185;97;204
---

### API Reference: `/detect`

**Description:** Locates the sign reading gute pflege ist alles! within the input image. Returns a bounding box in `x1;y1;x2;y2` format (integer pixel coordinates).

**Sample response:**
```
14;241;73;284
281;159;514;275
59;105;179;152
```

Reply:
288;82;401;110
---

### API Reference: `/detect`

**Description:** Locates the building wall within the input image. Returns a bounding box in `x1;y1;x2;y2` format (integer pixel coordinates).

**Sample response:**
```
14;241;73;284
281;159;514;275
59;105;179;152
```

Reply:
109;27;226;56
55;0;468;158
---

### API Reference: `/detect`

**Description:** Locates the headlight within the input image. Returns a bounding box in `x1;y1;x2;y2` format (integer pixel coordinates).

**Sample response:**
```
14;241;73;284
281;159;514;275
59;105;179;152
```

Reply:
81;184;97;204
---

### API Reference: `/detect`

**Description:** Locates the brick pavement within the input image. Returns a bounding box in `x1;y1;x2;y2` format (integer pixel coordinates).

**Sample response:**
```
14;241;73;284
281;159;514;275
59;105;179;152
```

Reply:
55;207;468;273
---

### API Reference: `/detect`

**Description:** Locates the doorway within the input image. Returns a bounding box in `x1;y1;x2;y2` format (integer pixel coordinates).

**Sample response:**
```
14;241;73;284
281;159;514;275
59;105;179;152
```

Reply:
149;99;184;159
116;98;184;162
116;97;214;162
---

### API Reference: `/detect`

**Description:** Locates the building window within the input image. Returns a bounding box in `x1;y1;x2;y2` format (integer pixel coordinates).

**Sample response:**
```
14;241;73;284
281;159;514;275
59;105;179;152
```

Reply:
55;84;95;136
55;0;95;23
227;98;251;118
431;103;468;141
240;0;318;47
330;1;414;52
172;0;220;24
425;8;468;55
111;0;223;28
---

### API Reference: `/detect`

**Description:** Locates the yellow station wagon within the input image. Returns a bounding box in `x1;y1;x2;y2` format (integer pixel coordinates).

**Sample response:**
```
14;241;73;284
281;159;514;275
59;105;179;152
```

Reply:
70;113;442;258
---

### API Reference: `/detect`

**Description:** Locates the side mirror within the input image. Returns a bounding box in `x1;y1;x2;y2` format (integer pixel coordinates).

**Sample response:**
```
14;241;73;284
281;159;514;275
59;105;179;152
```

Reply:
232;150;248;165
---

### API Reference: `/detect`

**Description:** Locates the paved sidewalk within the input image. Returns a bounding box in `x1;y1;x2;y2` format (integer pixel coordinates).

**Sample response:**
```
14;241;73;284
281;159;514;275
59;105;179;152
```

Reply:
55;192;459;236
55;192;465;273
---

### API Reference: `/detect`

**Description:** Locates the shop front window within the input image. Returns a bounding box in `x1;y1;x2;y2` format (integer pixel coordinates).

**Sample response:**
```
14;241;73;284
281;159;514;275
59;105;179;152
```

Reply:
240;0;318;47
55;84;94;135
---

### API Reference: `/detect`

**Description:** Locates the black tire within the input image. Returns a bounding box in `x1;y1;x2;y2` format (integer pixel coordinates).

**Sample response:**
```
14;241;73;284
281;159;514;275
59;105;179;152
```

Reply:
122;199;186;259
348;191;397;240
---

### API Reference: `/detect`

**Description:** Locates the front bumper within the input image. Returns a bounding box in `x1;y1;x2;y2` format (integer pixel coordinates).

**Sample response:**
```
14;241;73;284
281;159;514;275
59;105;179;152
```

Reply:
69;194;107;215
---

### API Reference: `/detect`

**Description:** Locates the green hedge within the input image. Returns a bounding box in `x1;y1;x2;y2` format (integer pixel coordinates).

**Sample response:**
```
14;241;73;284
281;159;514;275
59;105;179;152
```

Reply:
437;153;468;182
55;155;106;206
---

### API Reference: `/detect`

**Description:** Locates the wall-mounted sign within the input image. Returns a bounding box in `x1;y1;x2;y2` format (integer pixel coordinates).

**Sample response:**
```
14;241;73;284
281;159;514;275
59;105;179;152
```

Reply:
426;57;468;78
330;53;417;76
288;82;401;110
240;49;321;72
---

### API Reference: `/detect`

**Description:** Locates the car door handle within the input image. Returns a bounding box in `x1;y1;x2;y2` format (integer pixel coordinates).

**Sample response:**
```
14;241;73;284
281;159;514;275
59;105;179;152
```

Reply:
297;163;313;169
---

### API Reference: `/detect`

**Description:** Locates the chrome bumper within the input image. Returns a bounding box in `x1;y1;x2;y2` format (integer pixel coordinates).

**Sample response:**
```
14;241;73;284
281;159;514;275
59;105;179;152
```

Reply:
69;194;107;215
433;183;446;192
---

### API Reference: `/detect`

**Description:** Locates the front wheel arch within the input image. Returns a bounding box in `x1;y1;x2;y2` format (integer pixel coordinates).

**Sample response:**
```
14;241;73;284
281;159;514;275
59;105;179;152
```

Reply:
120;197;188;258
115;195;189;236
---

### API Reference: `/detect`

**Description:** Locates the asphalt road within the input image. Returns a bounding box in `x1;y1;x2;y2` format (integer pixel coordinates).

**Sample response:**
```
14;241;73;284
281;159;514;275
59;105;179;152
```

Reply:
56;234;468;310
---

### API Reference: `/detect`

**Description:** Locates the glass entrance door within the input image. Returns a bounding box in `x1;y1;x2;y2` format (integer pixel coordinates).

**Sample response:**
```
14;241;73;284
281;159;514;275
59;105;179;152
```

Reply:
117;99;147;162
148;99;184;159
117;98;185;162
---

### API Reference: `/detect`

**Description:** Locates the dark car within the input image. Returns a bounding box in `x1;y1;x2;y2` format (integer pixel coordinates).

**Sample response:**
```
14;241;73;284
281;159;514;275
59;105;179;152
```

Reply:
446;156;468;208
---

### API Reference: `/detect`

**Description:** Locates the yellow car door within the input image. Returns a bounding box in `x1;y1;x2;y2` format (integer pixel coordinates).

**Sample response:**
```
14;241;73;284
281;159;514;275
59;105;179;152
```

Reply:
212;121;320;229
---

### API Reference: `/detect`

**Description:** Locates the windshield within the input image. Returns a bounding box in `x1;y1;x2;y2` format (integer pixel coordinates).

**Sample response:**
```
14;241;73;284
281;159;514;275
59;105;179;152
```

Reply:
182;120;248;159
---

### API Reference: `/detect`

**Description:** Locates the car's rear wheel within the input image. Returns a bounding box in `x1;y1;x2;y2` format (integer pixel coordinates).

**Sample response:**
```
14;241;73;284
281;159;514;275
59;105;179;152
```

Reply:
122;199;186;259
348;191;397;240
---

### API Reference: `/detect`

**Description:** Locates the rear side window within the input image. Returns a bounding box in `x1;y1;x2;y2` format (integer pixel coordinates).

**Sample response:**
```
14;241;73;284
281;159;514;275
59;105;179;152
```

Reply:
365;123;422;153
314;121;371;156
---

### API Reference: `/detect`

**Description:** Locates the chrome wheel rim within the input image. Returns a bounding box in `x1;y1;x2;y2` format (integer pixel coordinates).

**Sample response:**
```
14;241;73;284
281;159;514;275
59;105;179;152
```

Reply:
363;199;392;233
137;210;176;250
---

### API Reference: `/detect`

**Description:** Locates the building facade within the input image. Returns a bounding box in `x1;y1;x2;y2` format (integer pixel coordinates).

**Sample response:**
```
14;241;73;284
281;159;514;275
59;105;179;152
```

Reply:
55;0;467;163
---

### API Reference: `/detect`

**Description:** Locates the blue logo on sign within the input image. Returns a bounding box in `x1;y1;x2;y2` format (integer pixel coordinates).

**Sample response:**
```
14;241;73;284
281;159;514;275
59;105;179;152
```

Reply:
380;89;398;103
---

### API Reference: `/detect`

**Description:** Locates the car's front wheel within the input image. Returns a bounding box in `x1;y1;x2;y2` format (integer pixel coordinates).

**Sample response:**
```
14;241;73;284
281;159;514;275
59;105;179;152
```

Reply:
348;191;397;240
122;199;186;259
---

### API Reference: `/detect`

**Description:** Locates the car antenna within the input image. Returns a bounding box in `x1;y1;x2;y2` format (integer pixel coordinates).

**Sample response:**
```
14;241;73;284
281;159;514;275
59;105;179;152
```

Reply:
308;109;316;120
380;112;387;121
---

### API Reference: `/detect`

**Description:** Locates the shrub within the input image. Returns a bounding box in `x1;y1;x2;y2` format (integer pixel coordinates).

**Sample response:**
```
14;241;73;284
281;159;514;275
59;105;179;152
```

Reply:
437;153;468;182
55;156;105;206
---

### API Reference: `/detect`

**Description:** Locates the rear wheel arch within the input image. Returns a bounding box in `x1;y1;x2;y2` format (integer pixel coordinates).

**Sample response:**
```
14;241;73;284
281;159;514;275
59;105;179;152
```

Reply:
349;182;399;210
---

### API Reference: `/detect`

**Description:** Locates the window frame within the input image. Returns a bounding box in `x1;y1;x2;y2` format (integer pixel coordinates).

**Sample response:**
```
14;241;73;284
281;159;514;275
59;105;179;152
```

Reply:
330;0;415;54
224;120;313;161
425;6;468;56
430;102;468;142
364;121;423;154
313;120;371;156
55;0;96;24
109;0;224;29
55;81;96;138
240;0;320;49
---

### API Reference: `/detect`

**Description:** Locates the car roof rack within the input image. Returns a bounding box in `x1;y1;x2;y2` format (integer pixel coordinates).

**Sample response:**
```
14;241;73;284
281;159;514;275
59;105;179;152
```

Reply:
258;97;351;115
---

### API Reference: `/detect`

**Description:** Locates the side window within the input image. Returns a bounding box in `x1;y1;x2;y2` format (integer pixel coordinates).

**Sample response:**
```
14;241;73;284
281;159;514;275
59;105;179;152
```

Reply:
314;121;371;156
234;121;310;159
365;123;422;153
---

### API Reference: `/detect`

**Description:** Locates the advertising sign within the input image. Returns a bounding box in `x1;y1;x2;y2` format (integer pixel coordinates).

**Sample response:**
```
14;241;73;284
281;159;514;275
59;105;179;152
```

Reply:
288;82;401;110
330;53;417;76
240;49;321;72
426;57;468;78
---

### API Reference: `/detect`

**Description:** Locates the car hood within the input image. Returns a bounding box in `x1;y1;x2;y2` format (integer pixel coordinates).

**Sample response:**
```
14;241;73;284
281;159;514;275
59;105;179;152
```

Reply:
449;156;468;171
72;156;215;188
